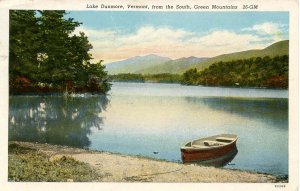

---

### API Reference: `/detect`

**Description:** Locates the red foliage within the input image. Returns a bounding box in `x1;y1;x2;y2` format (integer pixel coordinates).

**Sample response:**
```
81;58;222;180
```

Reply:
10;76;32;93
12;76;31;88
264;76;288;88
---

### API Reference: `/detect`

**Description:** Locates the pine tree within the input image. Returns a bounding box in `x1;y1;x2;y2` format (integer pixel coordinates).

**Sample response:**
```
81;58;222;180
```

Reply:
9;10;39;87
9;10;110;94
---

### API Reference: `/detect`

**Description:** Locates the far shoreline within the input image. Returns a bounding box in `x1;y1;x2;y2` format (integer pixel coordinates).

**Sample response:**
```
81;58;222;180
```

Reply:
109;80;289;90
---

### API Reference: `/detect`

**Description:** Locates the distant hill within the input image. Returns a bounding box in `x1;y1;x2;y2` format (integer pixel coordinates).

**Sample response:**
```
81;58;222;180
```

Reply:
137;56;209;74
105;54;171;74
183;40;289;73
105;40;288;75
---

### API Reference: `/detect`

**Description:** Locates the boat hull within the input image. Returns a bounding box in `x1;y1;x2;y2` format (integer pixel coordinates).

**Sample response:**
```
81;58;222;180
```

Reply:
190;147;238;167
181;140;237;163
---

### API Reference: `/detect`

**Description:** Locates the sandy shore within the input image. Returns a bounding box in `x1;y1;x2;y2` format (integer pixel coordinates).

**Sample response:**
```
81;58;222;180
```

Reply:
10;141;284;183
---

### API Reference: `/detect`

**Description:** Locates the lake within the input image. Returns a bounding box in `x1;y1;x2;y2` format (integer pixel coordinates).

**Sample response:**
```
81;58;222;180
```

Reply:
9;82;288;176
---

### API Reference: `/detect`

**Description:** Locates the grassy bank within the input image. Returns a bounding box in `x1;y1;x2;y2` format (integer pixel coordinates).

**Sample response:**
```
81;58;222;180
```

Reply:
8;143;99;182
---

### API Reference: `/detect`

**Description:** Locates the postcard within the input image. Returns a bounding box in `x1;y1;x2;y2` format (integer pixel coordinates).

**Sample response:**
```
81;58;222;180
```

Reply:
0;0;298;190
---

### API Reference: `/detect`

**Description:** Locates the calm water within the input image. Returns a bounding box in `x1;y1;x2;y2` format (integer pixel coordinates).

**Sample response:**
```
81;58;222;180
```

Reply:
9;82;288;176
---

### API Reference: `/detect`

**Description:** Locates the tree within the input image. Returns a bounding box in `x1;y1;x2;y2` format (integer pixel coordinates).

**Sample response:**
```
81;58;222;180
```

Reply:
182;68;199;85
9;10;110;94
37;10;83;84
9;10;39;89
85;61;111;93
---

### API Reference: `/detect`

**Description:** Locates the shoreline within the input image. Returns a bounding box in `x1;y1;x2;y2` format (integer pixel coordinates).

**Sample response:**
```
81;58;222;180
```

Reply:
110;81;289;90
9;141;287;183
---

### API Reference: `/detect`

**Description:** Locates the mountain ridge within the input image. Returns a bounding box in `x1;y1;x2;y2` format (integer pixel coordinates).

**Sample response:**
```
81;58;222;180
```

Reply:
184;40;289;74
137;56;209;74
105;54;171;75
105;40;289;75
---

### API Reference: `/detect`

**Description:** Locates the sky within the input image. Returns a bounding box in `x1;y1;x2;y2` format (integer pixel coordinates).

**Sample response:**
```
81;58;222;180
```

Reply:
68;11;289;64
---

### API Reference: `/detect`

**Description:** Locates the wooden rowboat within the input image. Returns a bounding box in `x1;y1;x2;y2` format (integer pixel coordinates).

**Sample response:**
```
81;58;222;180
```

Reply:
181;134;238;163
193;147;238;167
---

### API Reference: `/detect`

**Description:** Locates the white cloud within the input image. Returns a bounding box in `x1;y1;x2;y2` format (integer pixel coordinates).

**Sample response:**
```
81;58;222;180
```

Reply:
187;30;267;52
244;22;278;34
242;22;287;41
74;25;284;63
252;23;281;35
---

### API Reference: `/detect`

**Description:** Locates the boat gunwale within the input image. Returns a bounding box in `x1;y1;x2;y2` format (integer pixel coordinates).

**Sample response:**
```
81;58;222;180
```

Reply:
181;147;238;164
181;134;238;151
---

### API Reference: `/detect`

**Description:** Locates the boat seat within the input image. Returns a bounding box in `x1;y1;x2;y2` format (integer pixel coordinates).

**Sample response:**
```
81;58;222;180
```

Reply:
216;137;235;142
203;141;227;146
192;145;208;149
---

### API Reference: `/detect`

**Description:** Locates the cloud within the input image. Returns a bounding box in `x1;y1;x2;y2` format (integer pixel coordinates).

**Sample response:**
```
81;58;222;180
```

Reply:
74;25;286;63
252;23;281;35
242;22;287;41
187;30;268;54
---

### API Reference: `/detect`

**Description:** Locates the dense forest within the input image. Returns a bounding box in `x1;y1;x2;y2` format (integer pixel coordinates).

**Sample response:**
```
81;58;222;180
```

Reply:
109;73;182;83
9;10;110;94
182;55;288;89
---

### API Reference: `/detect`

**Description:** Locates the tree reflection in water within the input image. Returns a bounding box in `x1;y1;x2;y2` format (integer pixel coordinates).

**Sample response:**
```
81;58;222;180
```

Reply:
185;97;288;129
9;95;109;148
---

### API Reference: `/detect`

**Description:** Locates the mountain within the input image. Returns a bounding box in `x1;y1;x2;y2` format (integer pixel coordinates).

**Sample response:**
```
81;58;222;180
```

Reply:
105;40;288;75
183;40;289;73
137;56;209;74
105;54;171;74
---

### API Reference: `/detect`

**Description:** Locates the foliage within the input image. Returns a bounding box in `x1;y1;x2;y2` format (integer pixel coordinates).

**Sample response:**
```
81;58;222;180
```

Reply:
181;68;199;85
8;143;99;182
109;73;145;82
9;11;40;82
9;77;31;92
9;10;110;94
109;73;182;83
181;55;288;89
143;73;182;83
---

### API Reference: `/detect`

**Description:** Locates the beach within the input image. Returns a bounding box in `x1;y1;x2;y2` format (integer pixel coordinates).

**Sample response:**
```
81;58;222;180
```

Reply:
8;141;285;183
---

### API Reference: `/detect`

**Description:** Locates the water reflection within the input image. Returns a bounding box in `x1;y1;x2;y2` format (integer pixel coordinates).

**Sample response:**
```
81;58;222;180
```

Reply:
9;95;109;148
191;147;238;167
185;97;288;129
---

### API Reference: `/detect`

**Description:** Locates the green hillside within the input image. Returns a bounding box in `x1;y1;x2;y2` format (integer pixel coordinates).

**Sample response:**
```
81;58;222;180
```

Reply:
183;40;289;74
181;55;288;89
137;57;208;74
